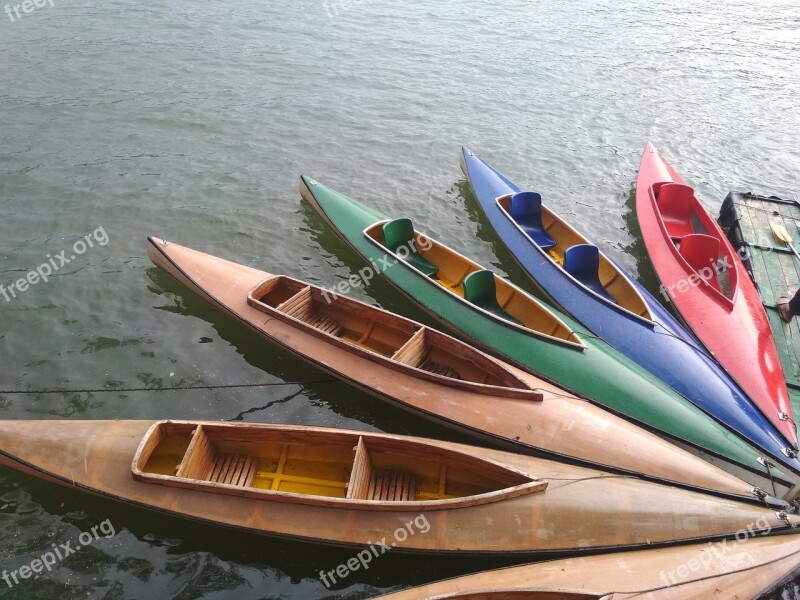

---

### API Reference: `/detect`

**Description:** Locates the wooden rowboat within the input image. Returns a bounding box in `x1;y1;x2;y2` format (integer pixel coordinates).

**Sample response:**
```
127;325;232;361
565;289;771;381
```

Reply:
377;532;800;599
636;142;797;451
146;237;783;503
0;419;796;555
460;147;800;478
297;175;800;489
247;275;536;400
134;421;545;510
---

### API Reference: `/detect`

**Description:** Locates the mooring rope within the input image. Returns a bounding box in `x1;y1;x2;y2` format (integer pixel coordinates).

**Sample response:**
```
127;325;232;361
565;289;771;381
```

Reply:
0;379;338;395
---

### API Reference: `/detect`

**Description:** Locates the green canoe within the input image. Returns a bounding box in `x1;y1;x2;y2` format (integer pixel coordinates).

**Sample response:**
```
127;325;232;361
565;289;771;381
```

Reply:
299;176;792;488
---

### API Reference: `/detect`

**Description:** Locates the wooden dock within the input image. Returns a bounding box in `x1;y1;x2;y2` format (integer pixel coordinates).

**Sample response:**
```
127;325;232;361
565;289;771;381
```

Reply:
719;191;800;421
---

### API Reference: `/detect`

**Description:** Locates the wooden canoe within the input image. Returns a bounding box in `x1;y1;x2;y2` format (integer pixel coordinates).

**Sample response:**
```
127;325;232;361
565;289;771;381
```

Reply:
636;142;797;451
377;531;800;598
297;175;800;489
246;275;537;400
0;419;797;555
134;421;546;510
146;236;784;503
460;147;800;480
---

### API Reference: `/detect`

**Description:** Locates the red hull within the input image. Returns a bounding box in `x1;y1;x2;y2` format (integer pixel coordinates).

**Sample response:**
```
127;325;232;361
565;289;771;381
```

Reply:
636;142;797;449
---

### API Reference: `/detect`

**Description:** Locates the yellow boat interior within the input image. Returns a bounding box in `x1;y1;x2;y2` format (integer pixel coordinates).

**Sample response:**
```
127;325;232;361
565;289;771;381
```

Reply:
363;220;582;345
133;422;543;508
247;275;537;395
496;193;652;321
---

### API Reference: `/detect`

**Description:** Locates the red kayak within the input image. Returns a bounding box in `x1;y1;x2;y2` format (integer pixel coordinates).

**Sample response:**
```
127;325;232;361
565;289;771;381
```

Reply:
636;142;797;450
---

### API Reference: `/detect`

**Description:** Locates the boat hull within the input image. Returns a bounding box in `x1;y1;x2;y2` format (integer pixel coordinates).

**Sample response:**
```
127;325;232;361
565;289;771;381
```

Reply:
146;237;772;501
461;147;800;475
0;420;795;555
298;176;795;486
377;532;800;599
636;142;796;449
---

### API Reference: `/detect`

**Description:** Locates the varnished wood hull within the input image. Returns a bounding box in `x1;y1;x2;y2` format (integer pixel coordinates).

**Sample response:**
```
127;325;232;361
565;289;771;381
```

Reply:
146;237;778;503
377;532;800;598
0;420;796;555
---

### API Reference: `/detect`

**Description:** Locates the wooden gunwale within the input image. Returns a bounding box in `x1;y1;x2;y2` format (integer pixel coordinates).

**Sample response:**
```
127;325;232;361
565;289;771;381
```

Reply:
131;420;547;511
246;275;541;400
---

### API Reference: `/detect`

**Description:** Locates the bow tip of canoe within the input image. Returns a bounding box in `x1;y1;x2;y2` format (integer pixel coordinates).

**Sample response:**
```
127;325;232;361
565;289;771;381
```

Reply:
298;175;317;203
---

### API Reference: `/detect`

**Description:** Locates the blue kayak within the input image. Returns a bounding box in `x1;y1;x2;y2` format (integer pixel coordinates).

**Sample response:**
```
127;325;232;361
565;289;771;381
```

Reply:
460;146;799;468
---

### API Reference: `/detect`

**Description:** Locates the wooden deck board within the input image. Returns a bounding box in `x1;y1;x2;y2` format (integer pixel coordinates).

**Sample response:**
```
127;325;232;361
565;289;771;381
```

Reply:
721;192;800;419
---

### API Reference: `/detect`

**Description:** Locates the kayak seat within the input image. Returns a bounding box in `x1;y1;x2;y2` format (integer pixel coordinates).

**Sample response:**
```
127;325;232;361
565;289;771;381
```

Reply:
368;469;416;502
278;286;345;336
348;438;417;501
209;454;259;487
420;357;460;379
563;244;617;304
392;328;464;379
382;218;439;278
462;269;525;326
176;426;259;487
509;191;557;250
679;233;722;292
656;183;695;240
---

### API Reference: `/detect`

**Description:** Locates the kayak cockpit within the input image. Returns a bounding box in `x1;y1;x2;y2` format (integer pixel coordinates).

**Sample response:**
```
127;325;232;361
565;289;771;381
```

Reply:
649;182;737;304
132;422;546;510
246;275;540;399
363;220;584;347
495;193;653;322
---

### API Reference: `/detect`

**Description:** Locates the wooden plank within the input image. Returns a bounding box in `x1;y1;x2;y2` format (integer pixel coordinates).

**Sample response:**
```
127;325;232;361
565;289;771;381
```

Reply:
737;203;772;291
771;298;800;387
270;444;289;491
756;240;785;306
176;425;216;480
346;437;372;500
773;212;800;288
730;195;800;407
391;328;427;368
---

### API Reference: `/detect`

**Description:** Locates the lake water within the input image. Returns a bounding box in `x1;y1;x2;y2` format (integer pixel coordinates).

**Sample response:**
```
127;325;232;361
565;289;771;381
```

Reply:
1;0;799;597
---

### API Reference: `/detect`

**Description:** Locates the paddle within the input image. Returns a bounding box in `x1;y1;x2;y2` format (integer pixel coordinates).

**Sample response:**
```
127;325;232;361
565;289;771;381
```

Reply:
770;223;800;261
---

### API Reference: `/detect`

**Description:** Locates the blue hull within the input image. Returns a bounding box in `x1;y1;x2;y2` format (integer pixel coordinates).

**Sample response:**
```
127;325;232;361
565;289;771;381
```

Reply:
461;147;799;472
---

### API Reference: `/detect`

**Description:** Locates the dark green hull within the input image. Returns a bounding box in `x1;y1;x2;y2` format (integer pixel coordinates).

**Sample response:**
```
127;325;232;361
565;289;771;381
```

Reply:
299;176;790;483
